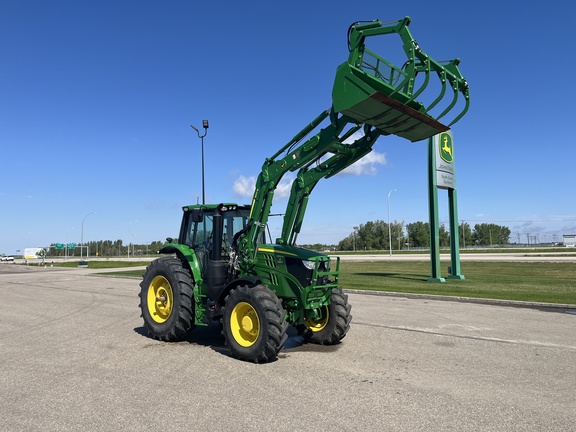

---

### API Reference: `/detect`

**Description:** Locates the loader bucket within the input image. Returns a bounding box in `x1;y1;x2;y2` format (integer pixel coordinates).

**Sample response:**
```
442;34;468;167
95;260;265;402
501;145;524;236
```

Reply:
332;17;469;142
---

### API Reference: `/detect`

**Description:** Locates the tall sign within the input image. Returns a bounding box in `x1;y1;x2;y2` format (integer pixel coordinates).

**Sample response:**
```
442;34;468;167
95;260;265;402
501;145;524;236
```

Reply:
436;132;455;189
427;131;464;282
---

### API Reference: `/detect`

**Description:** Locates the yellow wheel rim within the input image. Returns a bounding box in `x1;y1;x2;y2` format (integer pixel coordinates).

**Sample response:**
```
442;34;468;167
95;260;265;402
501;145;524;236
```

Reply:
147;276;173;323
305;307;329;332
230;302;260;347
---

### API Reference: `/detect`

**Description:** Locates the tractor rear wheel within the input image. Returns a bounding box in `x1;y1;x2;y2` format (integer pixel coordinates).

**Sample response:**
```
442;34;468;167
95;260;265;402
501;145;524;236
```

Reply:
222;284;288;363
139;256;195;341
301;287;351;345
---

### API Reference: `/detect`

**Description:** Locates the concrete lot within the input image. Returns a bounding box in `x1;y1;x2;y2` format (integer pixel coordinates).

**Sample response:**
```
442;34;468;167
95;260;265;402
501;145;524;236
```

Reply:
1;265;575;431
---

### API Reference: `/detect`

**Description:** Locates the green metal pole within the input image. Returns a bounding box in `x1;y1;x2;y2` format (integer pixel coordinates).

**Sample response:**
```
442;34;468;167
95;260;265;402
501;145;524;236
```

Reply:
427;136;445;282
448;185;465;279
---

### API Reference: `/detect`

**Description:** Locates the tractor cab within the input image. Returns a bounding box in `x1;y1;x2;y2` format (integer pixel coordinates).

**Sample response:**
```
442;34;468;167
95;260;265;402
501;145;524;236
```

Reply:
179;203;251;260
177;203;253;301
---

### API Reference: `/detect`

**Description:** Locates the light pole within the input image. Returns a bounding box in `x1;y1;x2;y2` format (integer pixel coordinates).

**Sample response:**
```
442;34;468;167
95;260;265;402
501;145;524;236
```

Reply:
387;189;396;256
191;120;209;204
80;212;95;262
128;220;137;258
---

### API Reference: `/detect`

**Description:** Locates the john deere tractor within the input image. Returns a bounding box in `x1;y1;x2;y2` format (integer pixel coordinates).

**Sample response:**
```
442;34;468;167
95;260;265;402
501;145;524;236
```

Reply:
139;17;469;362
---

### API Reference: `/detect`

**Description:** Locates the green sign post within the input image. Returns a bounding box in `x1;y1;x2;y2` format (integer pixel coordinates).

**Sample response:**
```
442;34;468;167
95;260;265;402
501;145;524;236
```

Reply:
54;243;64;250
427;130;464;282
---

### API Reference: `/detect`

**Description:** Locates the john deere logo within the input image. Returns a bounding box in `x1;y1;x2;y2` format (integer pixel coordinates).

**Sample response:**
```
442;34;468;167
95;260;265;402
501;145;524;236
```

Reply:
439;132;453;164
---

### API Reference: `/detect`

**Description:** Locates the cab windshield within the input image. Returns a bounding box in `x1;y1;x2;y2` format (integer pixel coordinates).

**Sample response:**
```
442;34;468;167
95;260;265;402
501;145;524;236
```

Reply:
180;207;252;253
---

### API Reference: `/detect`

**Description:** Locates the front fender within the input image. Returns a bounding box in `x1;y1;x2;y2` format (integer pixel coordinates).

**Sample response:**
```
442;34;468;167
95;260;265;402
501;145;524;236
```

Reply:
219;276;262;305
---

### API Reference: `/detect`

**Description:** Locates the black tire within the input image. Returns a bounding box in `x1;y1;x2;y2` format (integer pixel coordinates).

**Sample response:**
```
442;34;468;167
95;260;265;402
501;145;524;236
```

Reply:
301;287;352;345
221;284;288;363
139;256;195;341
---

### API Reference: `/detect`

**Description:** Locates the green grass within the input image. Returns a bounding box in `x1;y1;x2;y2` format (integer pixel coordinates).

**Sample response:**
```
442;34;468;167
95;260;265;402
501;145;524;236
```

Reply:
330;248;576;256
101;269;147;277
50;260;150;269
91;259;576;305
338;261;576;304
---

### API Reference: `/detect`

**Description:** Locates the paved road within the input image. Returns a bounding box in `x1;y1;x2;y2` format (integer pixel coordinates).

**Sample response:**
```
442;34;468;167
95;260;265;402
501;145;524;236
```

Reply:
1;266;575;431
9;250;576;266
335;252;576;262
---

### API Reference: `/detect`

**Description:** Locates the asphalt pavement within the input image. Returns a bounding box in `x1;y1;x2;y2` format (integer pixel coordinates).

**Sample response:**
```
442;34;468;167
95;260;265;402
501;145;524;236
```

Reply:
1;265;575;431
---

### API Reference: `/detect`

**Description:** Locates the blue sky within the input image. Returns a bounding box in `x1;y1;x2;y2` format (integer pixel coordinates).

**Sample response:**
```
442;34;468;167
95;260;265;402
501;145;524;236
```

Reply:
1;0;575;254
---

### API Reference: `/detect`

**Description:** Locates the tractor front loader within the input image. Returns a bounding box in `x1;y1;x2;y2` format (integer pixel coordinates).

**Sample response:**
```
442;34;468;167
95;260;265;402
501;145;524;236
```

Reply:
139;17;469;362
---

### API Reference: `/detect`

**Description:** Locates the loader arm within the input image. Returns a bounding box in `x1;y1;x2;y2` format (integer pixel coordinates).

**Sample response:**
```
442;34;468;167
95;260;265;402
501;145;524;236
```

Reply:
235;16;469;274
279;124;383;246
236;108;364;274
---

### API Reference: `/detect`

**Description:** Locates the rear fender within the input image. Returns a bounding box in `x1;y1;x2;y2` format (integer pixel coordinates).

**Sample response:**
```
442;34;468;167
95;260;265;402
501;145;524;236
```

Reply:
159;243;208;326
159;243;203;286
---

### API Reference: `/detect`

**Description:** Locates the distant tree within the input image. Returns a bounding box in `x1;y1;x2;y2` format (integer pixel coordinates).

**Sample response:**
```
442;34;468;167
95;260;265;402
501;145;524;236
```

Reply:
405;222;451;247
337;221;488;250
472;223;511;246
389;221;405;250
439;225;450;247
337;233;355;251
113;239;124;256
460;222;473;248
149;241;164;254
297;243;335;252
406;221;429;247
338;220;405;251
356;220;384;250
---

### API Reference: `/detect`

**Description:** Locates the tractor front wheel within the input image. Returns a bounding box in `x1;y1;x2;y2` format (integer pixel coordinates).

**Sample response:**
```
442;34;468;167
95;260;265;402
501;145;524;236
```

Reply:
301;287;352;345
139;256;195;341
222;284;288;363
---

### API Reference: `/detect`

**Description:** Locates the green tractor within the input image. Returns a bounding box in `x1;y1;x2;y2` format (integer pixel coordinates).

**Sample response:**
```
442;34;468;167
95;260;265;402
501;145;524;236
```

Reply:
139;17;469;362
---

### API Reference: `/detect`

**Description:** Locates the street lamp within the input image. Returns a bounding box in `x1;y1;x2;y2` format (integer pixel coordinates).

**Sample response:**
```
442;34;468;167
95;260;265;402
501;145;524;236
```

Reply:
128;220;137;258
80;212;96;262
191;120;209;204
387;189;396;256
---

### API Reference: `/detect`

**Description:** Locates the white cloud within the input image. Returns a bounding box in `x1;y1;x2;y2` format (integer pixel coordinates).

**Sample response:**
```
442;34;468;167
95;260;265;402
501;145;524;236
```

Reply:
232;136;386;200
340;151;387;176
232;174;295;200
233;175;256;198
275;174;295;198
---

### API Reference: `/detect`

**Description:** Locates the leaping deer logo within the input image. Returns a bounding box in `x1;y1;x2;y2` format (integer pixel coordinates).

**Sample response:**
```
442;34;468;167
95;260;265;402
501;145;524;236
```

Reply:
439;133;453;163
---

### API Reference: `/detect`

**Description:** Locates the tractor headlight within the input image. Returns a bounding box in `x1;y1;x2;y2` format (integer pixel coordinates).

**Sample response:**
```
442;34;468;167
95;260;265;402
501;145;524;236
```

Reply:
302;260;316;270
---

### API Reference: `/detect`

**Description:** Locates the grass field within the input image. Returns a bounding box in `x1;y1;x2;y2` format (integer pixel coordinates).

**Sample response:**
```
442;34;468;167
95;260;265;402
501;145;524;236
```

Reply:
48;261;147;269
83;259;576;305
338;261;576;304
332;248;576;256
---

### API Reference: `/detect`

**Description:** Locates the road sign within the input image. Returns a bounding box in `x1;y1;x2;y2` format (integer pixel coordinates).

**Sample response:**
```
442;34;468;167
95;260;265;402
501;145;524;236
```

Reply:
67;243;76;250
54;243;64;249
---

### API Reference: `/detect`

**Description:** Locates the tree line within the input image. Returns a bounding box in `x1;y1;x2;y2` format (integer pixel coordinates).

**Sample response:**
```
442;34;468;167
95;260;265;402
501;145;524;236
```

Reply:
44;221;512;256
47;240;165;257
336;221;511;251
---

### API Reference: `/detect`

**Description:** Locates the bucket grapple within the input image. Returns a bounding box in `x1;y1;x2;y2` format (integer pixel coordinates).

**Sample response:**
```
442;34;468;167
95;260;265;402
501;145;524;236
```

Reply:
332;17;470;142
